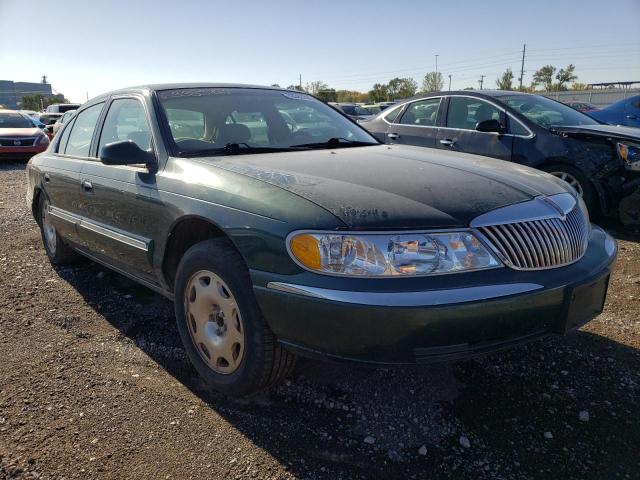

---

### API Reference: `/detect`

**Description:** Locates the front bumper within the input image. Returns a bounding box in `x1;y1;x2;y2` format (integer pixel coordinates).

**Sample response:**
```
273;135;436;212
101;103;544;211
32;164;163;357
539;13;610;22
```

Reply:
0;145;47;161
252;226;617;365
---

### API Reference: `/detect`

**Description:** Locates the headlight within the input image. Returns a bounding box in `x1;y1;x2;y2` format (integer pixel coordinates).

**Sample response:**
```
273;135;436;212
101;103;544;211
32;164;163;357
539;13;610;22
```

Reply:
617;142;640;171
288;231;501;277
38;135;50;145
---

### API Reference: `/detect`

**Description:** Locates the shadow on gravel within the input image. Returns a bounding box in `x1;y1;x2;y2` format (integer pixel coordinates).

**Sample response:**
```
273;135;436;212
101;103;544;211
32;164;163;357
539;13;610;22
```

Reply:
52;259;640;479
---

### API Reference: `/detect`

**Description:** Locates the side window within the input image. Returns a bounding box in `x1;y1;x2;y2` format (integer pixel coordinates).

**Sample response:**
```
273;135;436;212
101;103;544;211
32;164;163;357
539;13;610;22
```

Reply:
400;98;441;126
446;97;501;130
98;98;152;154
56;117;76;153
64;103;103;157
384;105;403;123
508;116;530;136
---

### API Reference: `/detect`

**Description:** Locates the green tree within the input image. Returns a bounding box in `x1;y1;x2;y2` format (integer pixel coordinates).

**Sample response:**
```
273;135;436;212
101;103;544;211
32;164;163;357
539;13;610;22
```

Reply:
496;68;514;90
532;65;556;91
387;77;418;100
368;83;389;102
316;89;337;102
19;93;69;111
421;72;443;92
571;82;588;91
336;90;368;103
286;84;304;91
305;80;329;96
555;64;578;91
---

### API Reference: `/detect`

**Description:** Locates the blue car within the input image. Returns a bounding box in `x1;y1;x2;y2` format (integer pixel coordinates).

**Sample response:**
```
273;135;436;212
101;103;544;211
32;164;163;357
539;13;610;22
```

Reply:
590;95;640;128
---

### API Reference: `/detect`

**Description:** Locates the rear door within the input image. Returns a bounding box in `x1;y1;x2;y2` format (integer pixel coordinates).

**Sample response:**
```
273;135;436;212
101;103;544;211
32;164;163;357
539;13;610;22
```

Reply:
41;103;104;247
436;96;513;161
623;98;640;128
77;96;162;284
386;97;442;148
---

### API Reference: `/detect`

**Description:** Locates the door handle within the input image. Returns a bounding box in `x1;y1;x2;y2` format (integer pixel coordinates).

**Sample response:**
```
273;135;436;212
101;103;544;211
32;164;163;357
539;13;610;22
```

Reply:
44;173;50;182
81;180;93;192
626;114;638;120
440;139;455;147
387;133;399;140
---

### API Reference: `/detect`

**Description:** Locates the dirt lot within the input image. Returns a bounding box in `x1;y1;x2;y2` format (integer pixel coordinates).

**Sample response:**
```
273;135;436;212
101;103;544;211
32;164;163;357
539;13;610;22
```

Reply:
1;161;639;480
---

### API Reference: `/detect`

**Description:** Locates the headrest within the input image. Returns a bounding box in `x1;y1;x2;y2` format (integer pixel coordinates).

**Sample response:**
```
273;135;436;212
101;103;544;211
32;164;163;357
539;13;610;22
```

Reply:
217;123;251;145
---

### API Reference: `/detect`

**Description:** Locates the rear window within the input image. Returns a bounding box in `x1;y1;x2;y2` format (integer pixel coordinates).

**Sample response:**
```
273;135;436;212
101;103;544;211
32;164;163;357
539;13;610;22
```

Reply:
0;112;33;128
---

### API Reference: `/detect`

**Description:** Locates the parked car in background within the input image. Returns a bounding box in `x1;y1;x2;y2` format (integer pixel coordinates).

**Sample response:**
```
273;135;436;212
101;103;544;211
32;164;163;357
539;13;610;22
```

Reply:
330;102;374;121
361;102;398;115
19;109;40;118
0;109;49;160
38;112;63;127
27;84;616;396
52;109;77;135
363;90;640;225
589;95;640;128
45;103;81;114
564;101;599;113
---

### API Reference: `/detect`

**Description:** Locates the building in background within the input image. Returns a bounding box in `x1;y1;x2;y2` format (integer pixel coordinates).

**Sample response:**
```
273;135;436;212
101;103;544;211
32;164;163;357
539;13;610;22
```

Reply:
0;77;53;109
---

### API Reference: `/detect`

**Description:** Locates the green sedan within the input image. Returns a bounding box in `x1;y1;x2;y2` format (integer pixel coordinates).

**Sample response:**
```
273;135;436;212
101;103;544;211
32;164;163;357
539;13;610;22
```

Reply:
26;84;617;396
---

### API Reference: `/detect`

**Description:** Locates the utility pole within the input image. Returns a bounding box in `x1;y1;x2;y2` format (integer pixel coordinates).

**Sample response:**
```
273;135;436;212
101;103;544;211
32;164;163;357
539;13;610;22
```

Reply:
479;75;485;90
299;74;302;90
86;91;89;101
435;54;439;76
518;43;526;91
448;74;452;91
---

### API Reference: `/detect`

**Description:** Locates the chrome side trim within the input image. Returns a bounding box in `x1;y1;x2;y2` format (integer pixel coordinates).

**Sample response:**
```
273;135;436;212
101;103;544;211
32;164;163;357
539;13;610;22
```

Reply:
265;282;543;307
48;206;80;224
79;220;149;252
48;205;149;252
470;193;576;227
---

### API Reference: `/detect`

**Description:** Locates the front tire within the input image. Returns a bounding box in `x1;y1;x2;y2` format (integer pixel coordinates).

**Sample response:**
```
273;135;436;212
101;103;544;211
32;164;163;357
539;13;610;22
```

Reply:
174;238;296;396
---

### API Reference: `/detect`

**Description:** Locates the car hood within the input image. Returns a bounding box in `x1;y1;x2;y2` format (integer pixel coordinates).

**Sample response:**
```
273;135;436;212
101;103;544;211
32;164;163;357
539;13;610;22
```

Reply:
0;127;41;137
194;145;570;229
552;124;640;142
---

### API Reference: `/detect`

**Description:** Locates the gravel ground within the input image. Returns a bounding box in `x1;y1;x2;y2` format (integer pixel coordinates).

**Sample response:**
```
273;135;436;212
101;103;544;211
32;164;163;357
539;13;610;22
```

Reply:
1;161;639;480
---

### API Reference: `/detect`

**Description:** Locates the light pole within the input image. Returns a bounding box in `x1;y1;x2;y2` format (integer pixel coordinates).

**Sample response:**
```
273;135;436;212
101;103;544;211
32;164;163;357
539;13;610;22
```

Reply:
448;74;452;91
435;54;439;76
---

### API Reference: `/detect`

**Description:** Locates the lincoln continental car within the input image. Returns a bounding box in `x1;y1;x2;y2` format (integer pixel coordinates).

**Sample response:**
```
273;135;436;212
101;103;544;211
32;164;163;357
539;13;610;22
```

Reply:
26;84;617;395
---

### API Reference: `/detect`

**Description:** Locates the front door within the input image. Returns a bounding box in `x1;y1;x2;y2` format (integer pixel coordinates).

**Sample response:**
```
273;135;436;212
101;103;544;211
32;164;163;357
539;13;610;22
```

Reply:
436;96;513;161
77;97;162;285
386;97;442;148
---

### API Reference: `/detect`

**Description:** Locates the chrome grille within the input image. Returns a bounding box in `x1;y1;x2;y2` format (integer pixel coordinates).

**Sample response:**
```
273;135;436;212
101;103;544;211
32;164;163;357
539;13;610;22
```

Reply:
479;205;589;270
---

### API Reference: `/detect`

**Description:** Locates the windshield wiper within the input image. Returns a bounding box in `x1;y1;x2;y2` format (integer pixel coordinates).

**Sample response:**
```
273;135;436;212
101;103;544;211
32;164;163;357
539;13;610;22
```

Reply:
291;137;378;148
178;143;306;157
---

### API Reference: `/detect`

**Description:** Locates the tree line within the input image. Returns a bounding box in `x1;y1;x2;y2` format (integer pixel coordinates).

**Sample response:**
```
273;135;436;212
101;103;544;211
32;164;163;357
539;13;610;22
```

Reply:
18;93;70;111
280;63;586;103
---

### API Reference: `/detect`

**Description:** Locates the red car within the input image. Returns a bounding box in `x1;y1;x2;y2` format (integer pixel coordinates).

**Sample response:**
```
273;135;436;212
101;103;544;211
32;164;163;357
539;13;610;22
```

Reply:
0;110;50;161
564;101;599;113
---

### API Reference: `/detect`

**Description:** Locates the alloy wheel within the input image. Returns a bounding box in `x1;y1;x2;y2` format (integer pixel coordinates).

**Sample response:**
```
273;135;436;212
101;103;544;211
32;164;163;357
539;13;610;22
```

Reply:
184;270;245;374
548;171;584;197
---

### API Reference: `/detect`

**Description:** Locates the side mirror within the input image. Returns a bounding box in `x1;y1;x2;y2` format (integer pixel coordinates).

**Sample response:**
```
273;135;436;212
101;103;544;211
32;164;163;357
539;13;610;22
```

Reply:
475;118;505;134
100;140;157;171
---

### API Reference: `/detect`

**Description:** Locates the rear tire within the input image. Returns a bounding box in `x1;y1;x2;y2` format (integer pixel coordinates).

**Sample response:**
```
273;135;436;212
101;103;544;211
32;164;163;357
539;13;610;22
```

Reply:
541;164;597;215
174;238;296;396
38;194;80;265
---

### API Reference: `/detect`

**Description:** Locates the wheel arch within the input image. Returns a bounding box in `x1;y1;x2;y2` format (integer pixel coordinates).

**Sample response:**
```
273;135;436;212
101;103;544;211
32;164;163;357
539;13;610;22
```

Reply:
537;157;608;214
161;215;243;292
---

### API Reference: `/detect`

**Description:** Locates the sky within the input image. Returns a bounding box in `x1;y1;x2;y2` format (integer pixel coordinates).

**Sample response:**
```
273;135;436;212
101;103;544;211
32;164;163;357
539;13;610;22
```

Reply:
1;0;639;103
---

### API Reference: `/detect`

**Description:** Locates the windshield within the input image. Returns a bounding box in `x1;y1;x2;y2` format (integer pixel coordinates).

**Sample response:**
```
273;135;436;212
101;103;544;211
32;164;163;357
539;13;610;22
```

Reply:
0;112;34;129
501;95;599;129
158;88;378;155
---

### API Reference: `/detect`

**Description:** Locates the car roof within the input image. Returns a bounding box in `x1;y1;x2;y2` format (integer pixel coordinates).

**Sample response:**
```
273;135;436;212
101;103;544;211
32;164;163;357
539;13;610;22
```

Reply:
86;83;304;104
